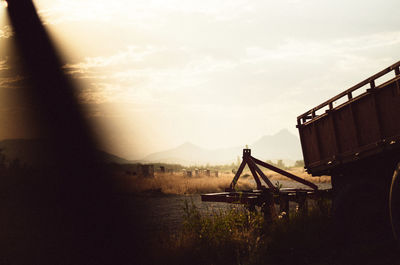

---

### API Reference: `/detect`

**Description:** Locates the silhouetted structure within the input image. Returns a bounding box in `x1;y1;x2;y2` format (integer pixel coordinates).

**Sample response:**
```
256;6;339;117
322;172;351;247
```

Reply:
297;61;400;244
202;149;326;220
140;164;154;178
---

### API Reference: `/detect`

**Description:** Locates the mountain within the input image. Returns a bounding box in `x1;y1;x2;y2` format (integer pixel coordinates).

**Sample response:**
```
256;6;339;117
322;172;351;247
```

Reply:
0;139;50;166
143;129;303;166
0;139;130;166
143;142;214;165
0;129;303;167
250;129;302;161
95;150;131;164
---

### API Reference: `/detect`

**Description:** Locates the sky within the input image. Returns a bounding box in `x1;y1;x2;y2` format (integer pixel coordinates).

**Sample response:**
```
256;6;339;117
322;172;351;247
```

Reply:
0;0;399;159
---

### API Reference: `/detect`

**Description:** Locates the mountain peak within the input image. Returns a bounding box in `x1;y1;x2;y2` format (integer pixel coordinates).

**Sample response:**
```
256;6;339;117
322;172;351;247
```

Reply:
177;142;201;150
180;141;195;147
143;128;303;165
274;128;292;136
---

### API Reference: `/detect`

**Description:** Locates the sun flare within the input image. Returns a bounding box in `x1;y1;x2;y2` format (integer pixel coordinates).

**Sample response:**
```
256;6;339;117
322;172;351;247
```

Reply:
2;0;400;161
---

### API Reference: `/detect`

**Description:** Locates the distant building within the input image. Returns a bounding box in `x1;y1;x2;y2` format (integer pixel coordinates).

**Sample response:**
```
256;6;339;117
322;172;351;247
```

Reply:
140;164;154;178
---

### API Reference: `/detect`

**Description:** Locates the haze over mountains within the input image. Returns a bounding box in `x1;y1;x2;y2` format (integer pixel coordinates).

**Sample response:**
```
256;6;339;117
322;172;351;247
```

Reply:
142;129;303;166
0;129;303;166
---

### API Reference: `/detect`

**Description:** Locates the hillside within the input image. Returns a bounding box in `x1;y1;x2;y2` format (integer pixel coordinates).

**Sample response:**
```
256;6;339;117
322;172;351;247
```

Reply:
143;129;302;166
0;139;130;166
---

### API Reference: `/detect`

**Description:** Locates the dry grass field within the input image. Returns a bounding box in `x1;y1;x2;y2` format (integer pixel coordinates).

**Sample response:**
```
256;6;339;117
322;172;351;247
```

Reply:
115;167;331;194
266;167;331;184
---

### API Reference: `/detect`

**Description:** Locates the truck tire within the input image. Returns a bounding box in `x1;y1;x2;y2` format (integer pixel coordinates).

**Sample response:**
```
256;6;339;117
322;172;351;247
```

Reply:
389;162;400;243
332;177;392;246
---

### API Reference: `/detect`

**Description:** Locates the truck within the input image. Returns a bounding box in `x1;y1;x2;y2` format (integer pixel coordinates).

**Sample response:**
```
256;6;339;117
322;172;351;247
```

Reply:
202;61;400;243
297;61;400;242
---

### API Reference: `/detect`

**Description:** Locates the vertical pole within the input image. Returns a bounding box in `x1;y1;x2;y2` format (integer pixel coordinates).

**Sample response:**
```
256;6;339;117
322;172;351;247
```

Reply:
347;92;353;100
260;190;275;223
279;193;290;219
247;158;278;191
228;159;246;190
296;191;308;216
246;203;256;212
229;149;251;191
394;66;400;76
247;159;262;189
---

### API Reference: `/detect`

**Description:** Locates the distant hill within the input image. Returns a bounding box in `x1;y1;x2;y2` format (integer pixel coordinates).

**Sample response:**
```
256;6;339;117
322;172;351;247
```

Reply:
0;129;303;167
0;139;50;166
143;129;303;166
250;129;302;161
95;150;131;164
0;139;130;166
143;142;220;166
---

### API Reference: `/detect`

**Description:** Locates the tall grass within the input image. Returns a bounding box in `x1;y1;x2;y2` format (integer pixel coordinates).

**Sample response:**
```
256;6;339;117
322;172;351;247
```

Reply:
144;198;333;265
149;199;264;265
266;167;331;184
147;197;399;265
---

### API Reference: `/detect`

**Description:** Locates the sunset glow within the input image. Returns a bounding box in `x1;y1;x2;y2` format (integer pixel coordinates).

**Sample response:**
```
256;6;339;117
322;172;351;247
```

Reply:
1;0;400;161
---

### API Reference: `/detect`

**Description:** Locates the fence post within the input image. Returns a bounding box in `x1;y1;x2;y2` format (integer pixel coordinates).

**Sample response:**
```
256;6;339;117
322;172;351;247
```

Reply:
279;193;289;219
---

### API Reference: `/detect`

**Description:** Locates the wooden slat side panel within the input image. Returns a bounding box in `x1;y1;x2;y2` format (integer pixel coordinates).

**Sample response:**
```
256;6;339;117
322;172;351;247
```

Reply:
299;77;400;175
352;95;381;146
333;105;359;154
300;124;320;167
315;117;336;160
298;126;309;166
375;81;400;138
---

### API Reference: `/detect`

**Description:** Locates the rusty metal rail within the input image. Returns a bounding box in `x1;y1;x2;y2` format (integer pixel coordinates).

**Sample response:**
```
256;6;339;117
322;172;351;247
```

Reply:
297;60;400;125
201;149;331;218
227;148;318;191
201;188;331;219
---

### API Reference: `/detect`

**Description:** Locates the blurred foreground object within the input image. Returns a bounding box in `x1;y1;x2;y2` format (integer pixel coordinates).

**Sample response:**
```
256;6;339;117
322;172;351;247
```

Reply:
1;1;144;264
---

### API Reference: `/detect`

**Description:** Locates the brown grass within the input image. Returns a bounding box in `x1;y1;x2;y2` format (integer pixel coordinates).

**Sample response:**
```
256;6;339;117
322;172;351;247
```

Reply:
114;167;330;195
266;167;331;183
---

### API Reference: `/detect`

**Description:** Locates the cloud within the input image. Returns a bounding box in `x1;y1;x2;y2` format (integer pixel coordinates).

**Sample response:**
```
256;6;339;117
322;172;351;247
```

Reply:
0;25;13;39
26;0;400;158
64;46;162;70
36;0;254;25
245;31;400;63
0;76;26;89
63;45;239;105
62;28;400;113
0;59;7;71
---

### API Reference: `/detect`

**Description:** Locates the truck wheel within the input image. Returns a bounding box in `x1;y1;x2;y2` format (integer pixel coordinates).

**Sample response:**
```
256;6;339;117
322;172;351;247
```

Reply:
389;162;400;243
333;178;391;245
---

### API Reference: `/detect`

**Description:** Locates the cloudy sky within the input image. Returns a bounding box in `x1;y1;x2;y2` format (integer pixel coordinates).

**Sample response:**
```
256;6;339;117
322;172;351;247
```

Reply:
0;0;399;159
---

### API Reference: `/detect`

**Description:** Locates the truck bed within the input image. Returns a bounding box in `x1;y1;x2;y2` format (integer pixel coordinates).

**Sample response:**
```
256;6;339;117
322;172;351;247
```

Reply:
297;61;400;176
